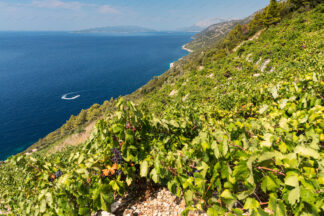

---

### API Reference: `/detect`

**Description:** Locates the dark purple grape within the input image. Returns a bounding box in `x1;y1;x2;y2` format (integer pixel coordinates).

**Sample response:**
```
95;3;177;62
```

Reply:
116;169;122;175
187;172;193;177
111;148;124;165
55;170;63;179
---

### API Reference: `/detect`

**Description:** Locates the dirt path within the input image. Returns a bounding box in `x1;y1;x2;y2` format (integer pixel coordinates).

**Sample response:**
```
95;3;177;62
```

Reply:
233;29;264;52
50;121;97;153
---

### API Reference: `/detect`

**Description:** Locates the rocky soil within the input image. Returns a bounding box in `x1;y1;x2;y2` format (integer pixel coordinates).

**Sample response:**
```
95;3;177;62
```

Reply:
94;187;207;216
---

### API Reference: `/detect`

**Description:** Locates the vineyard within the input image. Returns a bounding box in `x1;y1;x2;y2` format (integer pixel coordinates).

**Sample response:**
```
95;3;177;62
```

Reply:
0;2;323;216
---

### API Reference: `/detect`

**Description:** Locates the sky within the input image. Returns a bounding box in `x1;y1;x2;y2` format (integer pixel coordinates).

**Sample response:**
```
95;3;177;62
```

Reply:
0;0;269;31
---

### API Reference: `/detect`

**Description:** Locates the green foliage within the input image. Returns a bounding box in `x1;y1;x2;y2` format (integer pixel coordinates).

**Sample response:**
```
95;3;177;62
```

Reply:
0;3;323;216
25;101;114;153
185;20;244;52
185;0;315;52
290;0;323;10
263;0;281;27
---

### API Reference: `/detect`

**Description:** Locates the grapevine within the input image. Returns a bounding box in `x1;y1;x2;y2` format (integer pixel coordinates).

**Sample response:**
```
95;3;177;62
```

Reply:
0;3;323;216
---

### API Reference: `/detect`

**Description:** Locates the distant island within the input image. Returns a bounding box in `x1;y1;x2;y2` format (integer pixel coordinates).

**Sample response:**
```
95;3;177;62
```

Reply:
73;25;210;35
73;25;158;34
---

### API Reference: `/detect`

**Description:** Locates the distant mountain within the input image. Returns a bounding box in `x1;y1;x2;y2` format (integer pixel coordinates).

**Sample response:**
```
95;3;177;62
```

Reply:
195;17;232;28
177;18;232;33
73;25;157;34
176;25;205;33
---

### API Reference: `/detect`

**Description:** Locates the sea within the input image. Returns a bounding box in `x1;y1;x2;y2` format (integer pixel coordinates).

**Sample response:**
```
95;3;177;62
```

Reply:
0;31;193;160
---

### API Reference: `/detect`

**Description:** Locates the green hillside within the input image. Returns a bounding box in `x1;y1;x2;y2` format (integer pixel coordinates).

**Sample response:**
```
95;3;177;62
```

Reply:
1;1;323;215
184;18;251;52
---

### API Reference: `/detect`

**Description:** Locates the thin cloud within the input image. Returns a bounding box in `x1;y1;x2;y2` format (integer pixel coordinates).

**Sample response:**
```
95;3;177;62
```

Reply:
30;0;119;14
32;0;83;10
99;5;120;14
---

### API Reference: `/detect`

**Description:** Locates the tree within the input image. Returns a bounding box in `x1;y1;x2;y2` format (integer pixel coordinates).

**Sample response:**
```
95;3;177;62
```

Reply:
289;0;322;10
263;0;281;27
76;109;87;126
241;24;249;34
248;12;265;33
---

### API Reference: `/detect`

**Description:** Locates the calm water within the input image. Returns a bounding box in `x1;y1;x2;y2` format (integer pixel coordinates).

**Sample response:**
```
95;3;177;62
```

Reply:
0;31;193;160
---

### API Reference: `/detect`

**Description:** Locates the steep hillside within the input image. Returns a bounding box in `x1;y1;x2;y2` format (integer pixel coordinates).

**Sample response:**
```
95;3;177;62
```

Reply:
184;19;242;52
0;1;323;216
184;12;258;52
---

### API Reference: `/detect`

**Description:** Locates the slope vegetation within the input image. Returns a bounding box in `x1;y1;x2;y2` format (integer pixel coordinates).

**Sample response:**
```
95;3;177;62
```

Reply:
185;18;251;52
0;2;323;216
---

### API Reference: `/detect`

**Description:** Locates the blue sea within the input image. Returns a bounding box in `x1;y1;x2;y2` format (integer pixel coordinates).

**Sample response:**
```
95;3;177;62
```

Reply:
0;31;193;160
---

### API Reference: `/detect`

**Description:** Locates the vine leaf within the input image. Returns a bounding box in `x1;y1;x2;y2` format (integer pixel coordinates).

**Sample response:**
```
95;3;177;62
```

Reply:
285;175;299;187
243;198;260;211
184;190;193;204
288;187;300;205
261;133;274;148
126;177;132;186
140;160;149;177
259;104;269;114
294;146;320;159
150;168;159;183
261;175;279;193
211;141;220;159
40;199;46;213
197;162;209;178
221;189;235;200
269;86;279;99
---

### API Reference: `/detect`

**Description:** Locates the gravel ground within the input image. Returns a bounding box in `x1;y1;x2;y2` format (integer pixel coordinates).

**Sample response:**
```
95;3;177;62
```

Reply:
95;187;207;216
122;188;186;216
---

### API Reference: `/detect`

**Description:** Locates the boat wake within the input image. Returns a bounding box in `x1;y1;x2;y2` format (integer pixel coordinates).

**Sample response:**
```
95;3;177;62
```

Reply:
61;92;81;100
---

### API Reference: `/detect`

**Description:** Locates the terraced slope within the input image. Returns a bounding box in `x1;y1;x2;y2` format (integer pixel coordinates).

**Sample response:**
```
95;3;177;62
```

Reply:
0;2;323;216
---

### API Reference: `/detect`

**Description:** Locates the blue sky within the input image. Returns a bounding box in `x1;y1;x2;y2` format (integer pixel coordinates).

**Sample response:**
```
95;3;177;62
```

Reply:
0;0;269;31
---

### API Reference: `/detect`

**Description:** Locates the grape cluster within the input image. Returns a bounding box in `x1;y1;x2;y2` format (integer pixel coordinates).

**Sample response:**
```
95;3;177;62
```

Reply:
111;148;123;176
48;169;63;182
111;148;123;164
187;169;199;177
55;170;63;179
115;169;122;176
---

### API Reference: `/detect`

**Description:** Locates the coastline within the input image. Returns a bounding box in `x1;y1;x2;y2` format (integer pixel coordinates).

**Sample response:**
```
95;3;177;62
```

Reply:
170;44;193;68
182;44;193;53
